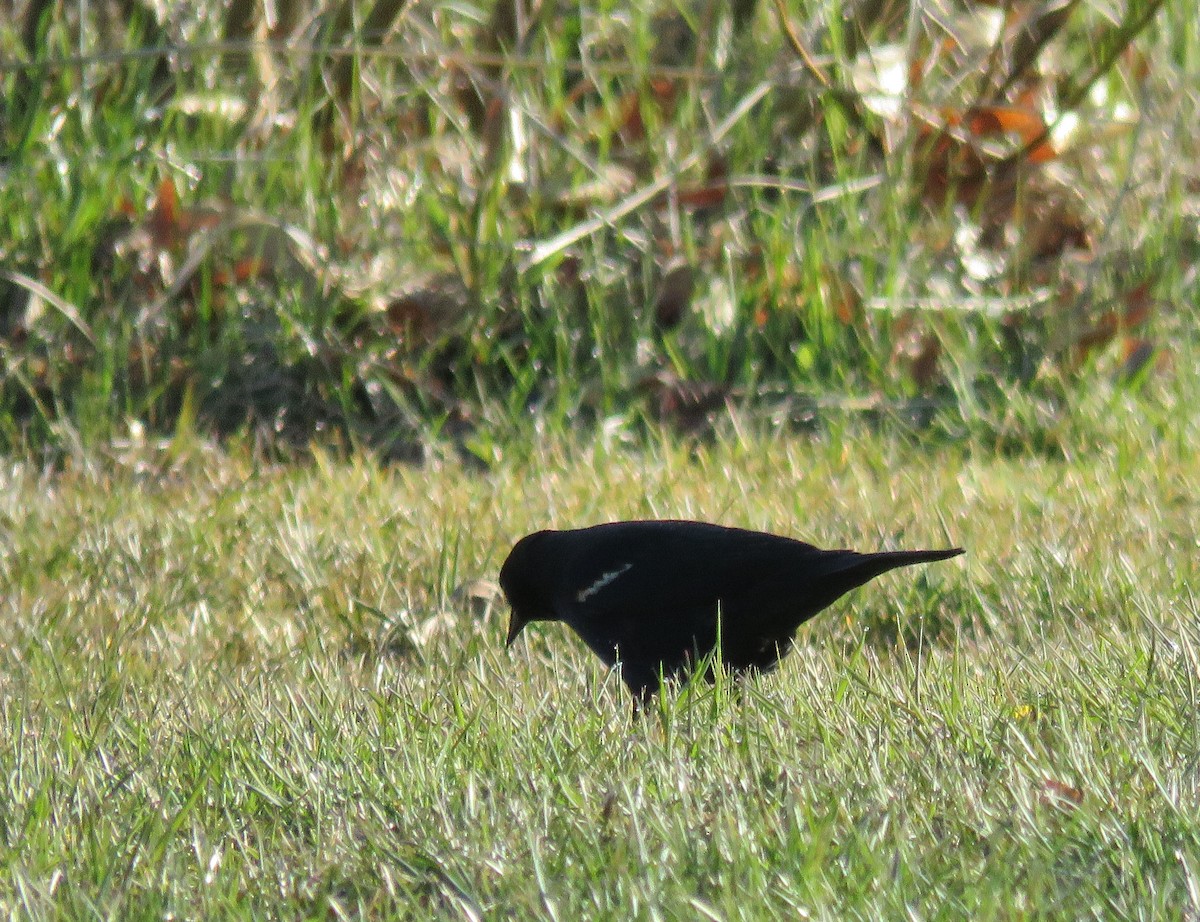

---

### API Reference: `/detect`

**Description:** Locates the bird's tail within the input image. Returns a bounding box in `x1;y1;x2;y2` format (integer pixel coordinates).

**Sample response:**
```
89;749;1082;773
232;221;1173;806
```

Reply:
842;547;965;579
805;547;964;610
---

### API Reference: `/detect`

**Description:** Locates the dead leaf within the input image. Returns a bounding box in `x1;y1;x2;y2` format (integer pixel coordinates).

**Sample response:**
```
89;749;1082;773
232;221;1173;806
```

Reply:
822;267;862;325
637;372;730;435
385;276;471;346
913;120;990;210
653;261;695;330
673;156;730;211
1039;777;1084;810
144;177;223;253
1072;280;1155;364
1115;337;1157;381
617;78;679;144
965;105;1056;163
892;320;942;389
1019;190;1091;261
452;578;502;619
910;333;942;389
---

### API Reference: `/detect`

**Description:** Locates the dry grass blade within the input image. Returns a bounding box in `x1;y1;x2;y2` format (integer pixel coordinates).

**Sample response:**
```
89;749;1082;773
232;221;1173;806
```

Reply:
3;270;96;345
520;80;773;271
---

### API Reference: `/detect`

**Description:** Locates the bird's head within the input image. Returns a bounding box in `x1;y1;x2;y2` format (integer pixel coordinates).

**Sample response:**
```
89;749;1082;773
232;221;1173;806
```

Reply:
498;530;554;648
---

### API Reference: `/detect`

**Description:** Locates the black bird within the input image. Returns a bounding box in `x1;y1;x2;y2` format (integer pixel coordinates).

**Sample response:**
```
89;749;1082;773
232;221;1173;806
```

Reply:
500;520;963;701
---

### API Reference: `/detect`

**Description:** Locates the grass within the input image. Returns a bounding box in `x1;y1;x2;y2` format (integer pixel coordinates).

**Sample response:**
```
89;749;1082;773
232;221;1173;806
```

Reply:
2;0;1197;456
2;398;1200;917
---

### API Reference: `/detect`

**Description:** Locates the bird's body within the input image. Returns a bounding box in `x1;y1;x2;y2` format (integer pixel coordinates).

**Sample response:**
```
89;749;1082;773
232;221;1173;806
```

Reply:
499;520;963;700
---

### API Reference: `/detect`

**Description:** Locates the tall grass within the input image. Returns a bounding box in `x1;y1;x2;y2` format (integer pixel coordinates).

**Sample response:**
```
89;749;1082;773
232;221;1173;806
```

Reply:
2;0;1195;458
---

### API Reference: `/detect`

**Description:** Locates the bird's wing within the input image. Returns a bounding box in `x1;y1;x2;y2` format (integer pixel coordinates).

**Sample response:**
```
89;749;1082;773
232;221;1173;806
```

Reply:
553;526;735;620
552;525;811;661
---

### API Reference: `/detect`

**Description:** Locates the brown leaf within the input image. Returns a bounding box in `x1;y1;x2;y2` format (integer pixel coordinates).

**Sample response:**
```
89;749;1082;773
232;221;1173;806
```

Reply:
1122;46;1151;84
146;177;183;251
913;120;989;210
1021;191;1091;260
637;372;730;435
479;95;508;173
965;105;1056;163
600;791;618;825
910;333;942;389
617;78;679;144
452;578;502;619
674;155;729;211
1039;777;1084;810
142;177;225;254
675;183;728;211
892;322;942;389
232;257;270;283
1116;337;1157;381
1072;280;1155;364
385;276;472;346
822;268;862;325
653;261;695;330
1121;279;1155;328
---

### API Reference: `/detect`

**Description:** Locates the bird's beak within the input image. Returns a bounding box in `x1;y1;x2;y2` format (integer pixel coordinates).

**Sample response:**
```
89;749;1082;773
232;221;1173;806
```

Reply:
505;613;527;649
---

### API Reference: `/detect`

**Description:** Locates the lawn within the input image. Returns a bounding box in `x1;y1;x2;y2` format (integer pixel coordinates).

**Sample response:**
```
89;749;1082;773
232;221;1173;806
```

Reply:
3;403;1200;917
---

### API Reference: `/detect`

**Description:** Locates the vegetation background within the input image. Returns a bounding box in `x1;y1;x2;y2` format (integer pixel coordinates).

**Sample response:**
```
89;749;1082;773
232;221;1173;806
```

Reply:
2;0;1199;916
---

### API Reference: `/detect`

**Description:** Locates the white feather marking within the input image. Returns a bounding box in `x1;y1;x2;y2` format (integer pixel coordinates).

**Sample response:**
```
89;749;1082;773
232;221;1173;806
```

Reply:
576;563;633;603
